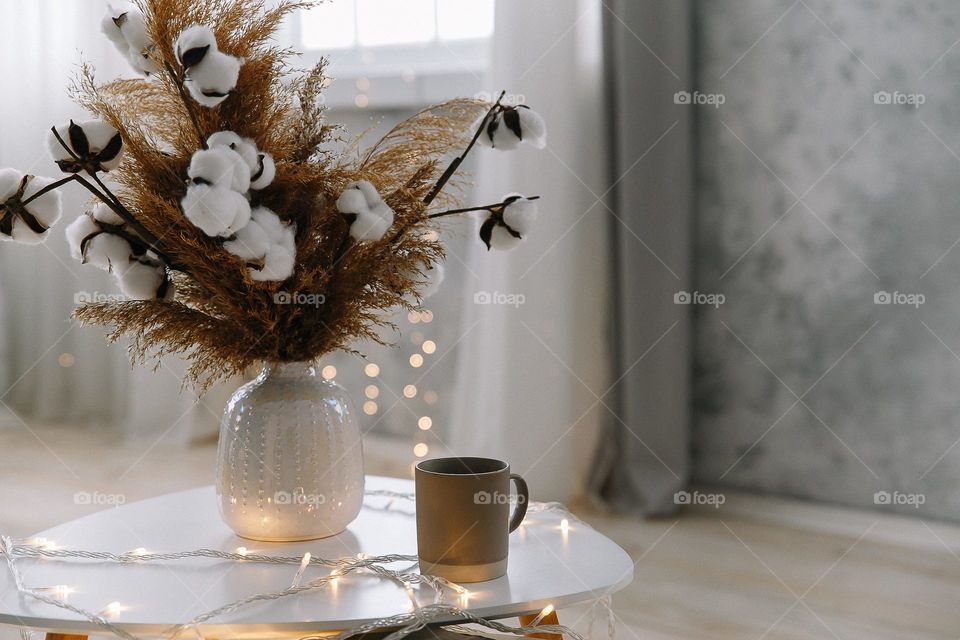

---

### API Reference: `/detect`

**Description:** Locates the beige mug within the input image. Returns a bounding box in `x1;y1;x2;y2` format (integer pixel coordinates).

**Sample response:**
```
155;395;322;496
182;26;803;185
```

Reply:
415;457;529;582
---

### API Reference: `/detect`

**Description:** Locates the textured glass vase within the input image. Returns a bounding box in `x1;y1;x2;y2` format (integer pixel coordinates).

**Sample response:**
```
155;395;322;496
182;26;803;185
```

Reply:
216;361;364;541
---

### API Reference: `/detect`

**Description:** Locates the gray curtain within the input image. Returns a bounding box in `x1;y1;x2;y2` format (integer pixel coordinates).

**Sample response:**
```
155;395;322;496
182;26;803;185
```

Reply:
589;0;694;514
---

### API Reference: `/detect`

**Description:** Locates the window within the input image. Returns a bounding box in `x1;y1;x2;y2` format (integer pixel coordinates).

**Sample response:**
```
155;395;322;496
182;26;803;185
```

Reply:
300;0;495;50
291;0;495;107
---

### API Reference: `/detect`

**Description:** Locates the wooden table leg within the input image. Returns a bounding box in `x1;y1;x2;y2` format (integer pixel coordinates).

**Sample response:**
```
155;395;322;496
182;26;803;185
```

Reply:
520;610;562;640
44;634;88;640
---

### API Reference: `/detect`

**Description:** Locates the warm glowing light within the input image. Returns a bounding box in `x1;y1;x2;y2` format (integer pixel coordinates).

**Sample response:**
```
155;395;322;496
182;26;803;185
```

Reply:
363;401;378;415
408;310;421;324
413;443;429;457
292;552;311;588
321;365;337;380
560;518;570;533
409;354;424;368
364;363;380;377
403;384;417;398
236;546;248;556
354;94;369;108
421;340;436;354
103;601;124;618
131;547;148;557
531;604;555;626
365;384;379;399
421;310;434;323
418;416;432;430
58;353;75;368
40;585;74;598
424;390;438;405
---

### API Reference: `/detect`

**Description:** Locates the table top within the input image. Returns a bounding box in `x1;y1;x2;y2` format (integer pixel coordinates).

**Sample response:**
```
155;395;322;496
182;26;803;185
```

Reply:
0;476;633;636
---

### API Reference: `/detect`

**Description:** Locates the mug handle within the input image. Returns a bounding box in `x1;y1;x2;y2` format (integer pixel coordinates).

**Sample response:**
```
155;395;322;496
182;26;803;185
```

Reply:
508;473;529;532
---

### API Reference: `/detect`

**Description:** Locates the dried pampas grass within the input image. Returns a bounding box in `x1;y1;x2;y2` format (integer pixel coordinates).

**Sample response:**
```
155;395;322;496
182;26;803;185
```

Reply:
69;0;491;391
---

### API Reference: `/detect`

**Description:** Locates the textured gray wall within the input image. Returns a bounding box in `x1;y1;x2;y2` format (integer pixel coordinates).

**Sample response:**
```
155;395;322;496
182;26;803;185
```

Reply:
693;0;960;520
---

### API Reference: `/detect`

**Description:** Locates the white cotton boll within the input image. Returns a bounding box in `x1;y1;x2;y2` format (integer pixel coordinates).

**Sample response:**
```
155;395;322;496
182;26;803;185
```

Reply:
46;120;124;172
250;153;275;190
127;48;159;76
518;108;547;149
207;131;259;170
101;3;132;49
501;195;538;235
85;232;134;272
181;183;250;237
66;214;100;260
252;207;294;245
90;202;124;227
13;176;63;244
350;206;393;242
249;243;295;282
417;263;444;299
487;224;523;251
336;188;367;215
185;50;242;108
175;25;217;64
116;260;165;300
0;168;24;200
224;218;269;261
188;147;250;192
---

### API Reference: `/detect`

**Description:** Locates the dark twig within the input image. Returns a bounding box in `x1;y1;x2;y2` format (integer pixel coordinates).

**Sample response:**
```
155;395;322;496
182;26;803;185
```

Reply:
163;60;208;150
421;90;506;206
427;196;540;219
19;176;77;206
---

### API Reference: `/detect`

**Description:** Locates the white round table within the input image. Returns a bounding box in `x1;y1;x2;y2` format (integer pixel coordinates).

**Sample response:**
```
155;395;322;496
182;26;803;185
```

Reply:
0;476;633;638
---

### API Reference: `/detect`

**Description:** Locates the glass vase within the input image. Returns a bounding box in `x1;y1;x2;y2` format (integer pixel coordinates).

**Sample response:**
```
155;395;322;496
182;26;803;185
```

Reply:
216;361;364;541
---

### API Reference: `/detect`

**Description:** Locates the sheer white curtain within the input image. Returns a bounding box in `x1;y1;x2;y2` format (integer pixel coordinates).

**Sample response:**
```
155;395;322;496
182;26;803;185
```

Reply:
0;2;227;440
450;0;609;502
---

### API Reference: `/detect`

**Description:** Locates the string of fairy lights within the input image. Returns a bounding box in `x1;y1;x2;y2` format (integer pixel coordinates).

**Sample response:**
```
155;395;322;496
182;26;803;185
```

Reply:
0;494;609;640
319;307;441;464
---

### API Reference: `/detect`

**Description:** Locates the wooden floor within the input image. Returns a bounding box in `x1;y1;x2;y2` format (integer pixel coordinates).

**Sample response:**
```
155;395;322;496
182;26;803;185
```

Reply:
2;424;960;639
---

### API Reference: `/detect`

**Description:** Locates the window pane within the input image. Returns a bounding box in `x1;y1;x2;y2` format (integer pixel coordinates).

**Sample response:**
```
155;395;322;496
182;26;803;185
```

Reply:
301;0;356;49
357;0;435;47
437;0;494;41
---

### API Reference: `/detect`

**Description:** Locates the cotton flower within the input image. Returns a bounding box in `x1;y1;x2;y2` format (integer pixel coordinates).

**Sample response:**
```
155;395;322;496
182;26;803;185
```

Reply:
115;257;169;301
0;169;62;244
336;180;394;242
188;147;250;193
181;183;251;237
101;2;158;75
65;212;134;271
47;120;124;174
244;207;296;282
175;25;242;108
479;194;539;251
478;105;547;151
223;212;270;262
207;131;276;190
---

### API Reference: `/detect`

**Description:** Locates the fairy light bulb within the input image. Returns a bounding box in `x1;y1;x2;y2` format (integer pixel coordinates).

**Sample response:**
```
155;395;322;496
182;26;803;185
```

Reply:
421;340;436;354
413;443;429;457
409;353;424;368
403;384;417;398
103;601;124;618
364;363;380;377
418;416;432;430
236;546;248;557
560;518;570;534
131;547;147;557
531;604;554;626
321;365;337;380
292;552;311;588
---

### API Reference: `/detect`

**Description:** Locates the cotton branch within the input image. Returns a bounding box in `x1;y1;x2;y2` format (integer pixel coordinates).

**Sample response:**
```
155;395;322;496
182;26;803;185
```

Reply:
163;60;208;151
427;196;540;220
422;90;506;206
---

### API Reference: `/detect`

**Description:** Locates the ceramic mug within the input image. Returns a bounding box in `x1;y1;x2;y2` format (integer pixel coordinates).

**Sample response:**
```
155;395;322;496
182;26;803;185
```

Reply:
415;457;529;582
